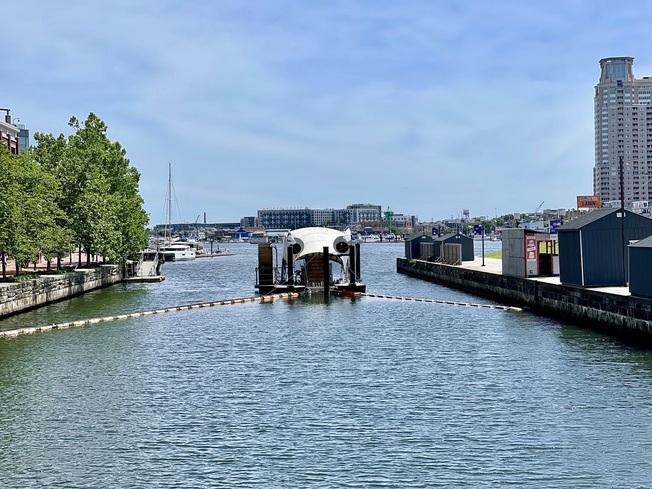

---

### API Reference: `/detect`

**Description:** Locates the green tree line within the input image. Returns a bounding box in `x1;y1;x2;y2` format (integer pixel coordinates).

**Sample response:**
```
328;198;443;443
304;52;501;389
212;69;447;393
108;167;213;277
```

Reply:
0;113;149;278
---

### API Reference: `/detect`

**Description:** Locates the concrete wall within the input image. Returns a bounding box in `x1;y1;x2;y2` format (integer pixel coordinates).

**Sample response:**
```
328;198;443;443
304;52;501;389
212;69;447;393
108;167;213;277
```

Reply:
501;229;526;278
0;265;122;318
397;258;652;344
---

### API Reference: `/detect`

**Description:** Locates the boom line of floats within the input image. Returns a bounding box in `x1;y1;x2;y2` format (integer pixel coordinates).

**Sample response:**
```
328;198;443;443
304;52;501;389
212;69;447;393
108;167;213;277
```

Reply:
1;227;519;340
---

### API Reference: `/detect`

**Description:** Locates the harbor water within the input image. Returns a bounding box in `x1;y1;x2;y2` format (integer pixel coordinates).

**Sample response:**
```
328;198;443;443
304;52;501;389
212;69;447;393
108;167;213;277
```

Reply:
1;241;652;488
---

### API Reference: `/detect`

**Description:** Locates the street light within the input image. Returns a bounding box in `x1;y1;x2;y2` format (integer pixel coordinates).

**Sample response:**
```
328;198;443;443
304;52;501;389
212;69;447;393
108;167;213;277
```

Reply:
473;223;486;266
482;224;485;267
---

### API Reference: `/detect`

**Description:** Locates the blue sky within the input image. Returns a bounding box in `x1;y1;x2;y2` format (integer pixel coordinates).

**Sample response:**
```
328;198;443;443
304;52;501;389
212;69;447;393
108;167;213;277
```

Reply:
5;0;652;225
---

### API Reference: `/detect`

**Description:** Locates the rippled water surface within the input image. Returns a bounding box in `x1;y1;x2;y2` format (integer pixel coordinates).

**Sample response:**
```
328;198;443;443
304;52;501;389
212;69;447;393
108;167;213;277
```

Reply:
2;242;652;488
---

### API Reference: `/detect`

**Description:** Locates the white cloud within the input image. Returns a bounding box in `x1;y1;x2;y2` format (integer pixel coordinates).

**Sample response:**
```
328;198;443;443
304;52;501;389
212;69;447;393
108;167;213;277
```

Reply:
5;0;652;222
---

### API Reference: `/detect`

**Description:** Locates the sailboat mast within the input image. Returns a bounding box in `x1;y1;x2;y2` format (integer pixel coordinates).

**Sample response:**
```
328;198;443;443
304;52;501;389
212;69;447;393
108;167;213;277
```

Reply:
168;163;172;233
164;163;172;243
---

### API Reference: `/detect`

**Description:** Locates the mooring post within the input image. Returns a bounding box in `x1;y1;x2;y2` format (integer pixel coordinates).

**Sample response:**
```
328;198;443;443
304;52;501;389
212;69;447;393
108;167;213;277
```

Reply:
287;246;294;286
349;243;356;284
323;246;330;300
355;242;361;283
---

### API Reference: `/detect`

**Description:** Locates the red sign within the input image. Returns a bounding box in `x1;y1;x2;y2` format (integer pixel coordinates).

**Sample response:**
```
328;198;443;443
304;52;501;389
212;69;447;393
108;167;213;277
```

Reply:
526;235;537;260
577;195;601;209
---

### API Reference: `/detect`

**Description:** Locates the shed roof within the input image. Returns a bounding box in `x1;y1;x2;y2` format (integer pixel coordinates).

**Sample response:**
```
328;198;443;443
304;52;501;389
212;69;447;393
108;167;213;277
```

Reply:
629;234;652;248
556;208;620;231
407;232;432;241
435;233;471;242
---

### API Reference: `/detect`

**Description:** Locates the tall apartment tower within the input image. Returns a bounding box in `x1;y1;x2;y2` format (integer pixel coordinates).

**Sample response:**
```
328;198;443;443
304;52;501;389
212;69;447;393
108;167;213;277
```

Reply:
593;57;652;206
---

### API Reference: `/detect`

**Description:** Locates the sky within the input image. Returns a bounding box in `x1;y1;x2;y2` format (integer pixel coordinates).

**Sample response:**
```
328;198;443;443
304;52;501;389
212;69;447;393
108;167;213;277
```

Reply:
5;0;652;225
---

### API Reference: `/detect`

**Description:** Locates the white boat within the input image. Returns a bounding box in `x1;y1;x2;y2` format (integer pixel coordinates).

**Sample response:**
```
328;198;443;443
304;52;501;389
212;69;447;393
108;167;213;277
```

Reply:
361;234;380;243
160;243;195;262
124;250;165;282
249;231;268;244
255;227;365;295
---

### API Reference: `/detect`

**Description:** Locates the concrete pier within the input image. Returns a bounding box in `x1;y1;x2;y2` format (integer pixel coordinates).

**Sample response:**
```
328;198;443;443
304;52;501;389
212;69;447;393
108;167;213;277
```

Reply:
0;266;122;319
397;257;652;344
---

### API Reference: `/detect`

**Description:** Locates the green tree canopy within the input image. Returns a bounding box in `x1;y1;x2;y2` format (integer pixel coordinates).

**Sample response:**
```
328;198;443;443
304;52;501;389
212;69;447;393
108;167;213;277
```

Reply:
0;147;70;276
33;112;149;265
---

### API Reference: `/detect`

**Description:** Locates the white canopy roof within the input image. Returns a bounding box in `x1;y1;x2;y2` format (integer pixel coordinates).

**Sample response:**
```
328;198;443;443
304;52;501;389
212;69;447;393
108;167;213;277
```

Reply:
284;227;351;261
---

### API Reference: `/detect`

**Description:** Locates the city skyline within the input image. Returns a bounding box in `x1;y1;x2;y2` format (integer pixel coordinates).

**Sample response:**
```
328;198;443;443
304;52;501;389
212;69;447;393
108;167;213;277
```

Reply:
6;2;652;223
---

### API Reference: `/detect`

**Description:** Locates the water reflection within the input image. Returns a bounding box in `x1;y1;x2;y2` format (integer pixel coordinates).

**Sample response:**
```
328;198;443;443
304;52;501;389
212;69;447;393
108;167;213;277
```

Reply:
2;242;652;487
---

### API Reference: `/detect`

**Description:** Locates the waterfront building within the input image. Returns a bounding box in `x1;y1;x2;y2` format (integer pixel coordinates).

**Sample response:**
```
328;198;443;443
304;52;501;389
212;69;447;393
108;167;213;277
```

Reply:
241;216;256;227
14;121;29;153
0;109;19;154
593;57;652;205
257;204;388;230
257;208;314;229
341;204;383;225
390;213;417;230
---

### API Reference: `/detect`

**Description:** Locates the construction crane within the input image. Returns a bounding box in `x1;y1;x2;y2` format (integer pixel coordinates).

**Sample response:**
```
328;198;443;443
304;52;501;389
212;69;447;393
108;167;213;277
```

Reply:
534;200;546;221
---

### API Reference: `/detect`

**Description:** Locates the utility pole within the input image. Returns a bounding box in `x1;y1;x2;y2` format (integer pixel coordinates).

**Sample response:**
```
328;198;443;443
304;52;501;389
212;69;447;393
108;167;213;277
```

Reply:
619;155;626;286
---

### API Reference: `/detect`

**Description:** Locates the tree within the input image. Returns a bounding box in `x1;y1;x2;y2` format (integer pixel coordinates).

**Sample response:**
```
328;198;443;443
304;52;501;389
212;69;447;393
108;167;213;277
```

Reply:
0;147;69;277
33;113;149;265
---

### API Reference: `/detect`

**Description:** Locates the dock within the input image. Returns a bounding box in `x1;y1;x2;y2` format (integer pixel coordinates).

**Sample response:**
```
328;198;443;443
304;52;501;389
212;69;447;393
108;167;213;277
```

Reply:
196;251;235;258
123;258;165;283
123;275;164;283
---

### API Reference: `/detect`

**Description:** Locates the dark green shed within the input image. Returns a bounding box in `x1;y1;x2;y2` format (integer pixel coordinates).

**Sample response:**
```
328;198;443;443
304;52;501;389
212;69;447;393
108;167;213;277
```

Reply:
629;235;652;297
557;208;652;287
434;233;475;262
405;233;434;259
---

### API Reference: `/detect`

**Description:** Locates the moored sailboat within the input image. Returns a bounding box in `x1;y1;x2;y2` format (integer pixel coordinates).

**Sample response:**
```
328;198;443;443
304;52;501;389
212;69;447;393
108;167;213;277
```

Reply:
147;163;196;262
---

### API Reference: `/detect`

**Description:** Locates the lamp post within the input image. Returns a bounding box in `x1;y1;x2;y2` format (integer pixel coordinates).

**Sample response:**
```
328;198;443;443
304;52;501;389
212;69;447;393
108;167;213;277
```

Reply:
482;224;485;267
474;223;485;266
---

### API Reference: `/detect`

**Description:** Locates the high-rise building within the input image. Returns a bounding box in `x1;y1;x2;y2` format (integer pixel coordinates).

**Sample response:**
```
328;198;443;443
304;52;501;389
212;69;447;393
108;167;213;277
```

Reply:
593;57;652;206
15;122;30;153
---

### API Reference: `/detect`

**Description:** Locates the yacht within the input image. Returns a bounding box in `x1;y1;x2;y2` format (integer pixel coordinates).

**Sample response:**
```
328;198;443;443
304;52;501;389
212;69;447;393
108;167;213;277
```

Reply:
159;243;195;262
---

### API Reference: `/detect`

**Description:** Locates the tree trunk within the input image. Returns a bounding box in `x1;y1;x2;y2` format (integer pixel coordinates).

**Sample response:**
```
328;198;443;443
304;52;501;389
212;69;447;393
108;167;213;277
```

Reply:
1;251;6;279
78;244;82;267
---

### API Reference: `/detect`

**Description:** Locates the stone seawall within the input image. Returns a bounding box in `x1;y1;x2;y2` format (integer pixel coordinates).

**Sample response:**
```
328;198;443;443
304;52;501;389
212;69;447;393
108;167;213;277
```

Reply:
0;265;122;318
397;258;652;344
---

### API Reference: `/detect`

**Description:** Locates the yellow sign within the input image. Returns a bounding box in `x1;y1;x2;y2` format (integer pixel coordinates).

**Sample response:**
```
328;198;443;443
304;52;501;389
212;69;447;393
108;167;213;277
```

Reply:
576;195;601;209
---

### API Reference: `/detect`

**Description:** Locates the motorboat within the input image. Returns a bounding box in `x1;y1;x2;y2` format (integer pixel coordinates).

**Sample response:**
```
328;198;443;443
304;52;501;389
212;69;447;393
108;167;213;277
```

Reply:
255;227;365;296
124;250;165;282
249;231;268;244
159;243;195;261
